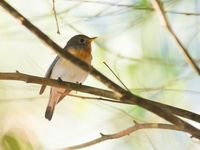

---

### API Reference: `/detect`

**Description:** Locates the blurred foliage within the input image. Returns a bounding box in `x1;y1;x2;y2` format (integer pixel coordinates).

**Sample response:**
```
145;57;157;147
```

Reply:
0;0;200;150
2;132;35;150
0;126;42;150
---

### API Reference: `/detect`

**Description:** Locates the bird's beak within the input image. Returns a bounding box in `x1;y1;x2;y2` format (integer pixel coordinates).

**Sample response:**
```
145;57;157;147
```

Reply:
89;37;97;42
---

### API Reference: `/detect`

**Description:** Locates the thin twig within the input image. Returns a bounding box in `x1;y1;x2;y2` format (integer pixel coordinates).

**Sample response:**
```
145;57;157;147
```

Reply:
70;0;200;16
152;0;200;75
167;10;200;16
1;0;200;139
103;62;130;92
134;87;200;95
58;122;184;150
52;0;60;34
70;0;153;10
60;93;118;103
0;95;46;102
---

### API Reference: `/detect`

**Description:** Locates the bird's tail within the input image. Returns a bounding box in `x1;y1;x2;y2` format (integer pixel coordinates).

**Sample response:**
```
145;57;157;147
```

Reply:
45;105;55;121
45;87;69;121
45;87;61;121
45;96;56;121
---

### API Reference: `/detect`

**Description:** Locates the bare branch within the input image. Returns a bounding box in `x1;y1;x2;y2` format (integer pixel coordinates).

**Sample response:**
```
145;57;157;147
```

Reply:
58;122;184;150
152;0;200;75
0;71;200;124
0;71;117;99
52;0;60;34
1;0;200;139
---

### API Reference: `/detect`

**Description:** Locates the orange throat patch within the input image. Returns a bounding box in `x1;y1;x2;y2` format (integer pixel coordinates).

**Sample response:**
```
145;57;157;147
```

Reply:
68;48;92;64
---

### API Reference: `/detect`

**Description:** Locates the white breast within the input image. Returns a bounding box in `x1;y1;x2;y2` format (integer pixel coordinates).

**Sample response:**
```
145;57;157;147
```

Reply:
50;58;90;84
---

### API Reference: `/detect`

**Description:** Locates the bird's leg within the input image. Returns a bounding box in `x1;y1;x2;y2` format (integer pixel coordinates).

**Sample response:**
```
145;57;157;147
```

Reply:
56;77;70;103
57;77;66;95
75;81;82;94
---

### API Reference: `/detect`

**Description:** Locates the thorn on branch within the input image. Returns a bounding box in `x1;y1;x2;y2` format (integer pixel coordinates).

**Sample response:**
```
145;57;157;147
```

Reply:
99;132;106;137
133;120;139;126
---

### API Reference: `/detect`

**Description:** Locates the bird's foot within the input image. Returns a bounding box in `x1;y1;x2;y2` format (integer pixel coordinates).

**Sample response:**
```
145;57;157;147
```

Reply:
76;81;82;85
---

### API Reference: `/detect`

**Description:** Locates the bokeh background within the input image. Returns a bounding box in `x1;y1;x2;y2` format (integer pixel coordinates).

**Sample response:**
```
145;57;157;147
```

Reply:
1;0;200;149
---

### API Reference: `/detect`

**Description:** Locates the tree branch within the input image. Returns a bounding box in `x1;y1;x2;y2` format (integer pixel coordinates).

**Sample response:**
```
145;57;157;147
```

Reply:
152;0;200;75
0;71;200;124
0;71;117;99
58;122;185;150
0;0;200;139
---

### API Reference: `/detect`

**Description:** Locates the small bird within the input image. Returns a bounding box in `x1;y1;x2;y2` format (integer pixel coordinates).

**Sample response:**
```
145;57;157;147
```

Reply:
39;34;96;121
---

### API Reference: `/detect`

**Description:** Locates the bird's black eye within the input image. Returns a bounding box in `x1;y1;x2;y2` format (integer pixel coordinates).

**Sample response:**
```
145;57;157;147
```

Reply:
79;38;85;43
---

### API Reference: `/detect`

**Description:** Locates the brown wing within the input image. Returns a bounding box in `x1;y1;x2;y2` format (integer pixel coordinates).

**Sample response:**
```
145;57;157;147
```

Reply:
39;56;60;95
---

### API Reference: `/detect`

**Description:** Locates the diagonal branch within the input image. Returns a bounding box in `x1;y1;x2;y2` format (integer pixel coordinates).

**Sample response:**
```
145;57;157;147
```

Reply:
0;0;200;139
58;122;185;150
152;0;200;75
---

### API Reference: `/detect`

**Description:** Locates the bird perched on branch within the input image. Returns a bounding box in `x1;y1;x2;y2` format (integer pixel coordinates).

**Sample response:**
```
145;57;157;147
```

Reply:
39;34;96;121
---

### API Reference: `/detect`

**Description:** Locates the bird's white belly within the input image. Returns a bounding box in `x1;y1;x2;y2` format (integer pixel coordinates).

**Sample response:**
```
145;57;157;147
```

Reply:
50;59;89;83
